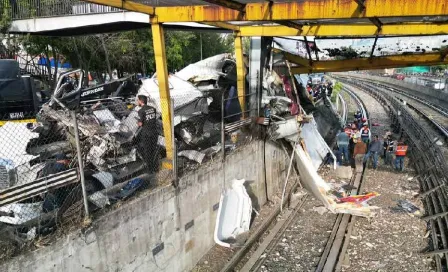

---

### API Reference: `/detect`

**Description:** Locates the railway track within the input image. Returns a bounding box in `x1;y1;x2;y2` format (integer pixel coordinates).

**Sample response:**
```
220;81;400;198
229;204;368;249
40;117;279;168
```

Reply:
360;80;448;141
315;89;369;272
337;76;448;271
221;94;369;272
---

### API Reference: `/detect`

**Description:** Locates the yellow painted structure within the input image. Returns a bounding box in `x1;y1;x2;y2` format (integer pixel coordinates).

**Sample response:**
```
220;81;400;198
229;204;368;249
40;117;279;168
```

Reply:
238;24;448;37
151;23;173;169
234;34;246;117
81;0;448;168
85;0;448;23
290;53;448;74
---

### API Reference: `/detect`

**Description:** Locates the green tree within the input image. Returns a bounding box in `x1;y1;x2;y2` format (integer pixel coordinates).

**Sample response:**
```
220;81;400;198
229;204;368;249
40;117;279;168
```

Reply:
11;28;237;85
0;1;13;58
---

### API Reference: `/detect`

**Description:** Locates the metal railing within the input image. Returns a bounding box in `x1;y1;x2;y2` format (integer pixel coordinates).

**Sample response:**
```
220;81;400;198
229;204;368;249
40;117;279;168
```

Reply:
220;91;258;160
1;0;122;20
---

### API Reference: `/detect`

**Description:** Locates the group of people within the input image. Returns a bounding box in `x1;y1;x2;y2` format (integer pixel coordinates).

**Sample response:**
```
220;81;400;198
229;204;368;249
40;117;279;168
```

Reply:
305;79;333;100
335;112;408;171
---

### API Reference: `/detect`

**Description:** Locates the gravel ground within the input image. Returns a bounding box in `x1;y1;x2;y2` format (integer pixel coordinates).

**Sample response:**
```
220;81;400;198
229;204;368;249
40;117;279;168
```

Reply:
192;176;301;272
260;197;338;272
341;85;434;272
194;84;433;272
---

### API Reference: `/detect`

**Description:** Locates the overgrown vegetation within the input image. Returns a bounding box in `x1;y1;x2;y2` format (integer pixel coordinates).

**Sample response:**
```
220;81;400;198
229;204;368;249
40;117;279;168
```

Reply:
330;81;343;103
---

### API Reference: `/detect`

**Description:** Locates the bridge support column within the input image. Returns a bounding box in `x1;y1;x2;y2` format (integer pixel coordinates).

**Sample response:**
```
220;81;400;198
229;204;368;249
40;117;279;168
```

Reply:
234;33;246;118
151;23;173;169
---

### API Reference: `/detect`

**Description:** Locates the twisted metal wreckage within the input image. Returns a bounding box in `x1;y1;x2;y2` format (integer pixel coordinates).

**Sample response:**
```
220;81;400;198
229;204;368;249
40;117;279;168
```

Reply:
0;50;378;248
214;40;379;247
0;54;240;245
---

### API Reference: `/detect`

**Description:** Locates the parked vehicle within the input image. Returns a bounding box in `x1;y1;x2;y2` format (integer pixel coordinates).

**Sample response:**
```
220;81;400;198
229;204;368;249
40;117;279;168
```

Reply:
0;60;138;124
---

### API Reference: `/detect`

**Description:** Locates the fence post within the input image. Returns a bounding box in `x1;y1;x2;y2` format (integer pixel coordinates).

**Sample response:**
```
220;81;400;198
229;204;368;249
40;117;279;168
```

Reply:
221;91;226;161
71;110;90;218
171;99;178;187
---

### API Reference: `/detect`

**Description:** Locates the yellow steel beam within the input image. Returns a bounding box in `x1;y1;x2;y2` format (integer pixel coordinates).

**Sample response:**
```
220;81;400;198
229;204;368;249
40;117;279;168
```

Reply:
150;0;448;23
239;23;448;37
151;23;173;169
234;34;246;118
201;0;246;11
82;0;154;14
289;53;448;74
280;50;311;67
203;22;240;31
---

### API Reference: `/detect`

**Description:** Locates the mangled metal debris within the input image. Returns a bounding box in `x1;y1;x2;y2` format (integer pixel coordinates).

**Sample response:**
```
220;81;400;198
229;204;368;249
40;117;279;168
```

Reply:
175;53;236;91
269;115;379;217
0;54;241;241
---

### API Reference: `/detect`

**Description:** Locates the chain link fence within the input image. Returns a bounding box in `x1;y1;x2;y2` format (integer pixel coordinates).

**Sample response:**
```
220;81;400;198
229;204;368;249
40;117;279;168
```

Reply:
0;51;257;259
0;109;81;259
0;94;174;259
172;87;258;177
0;86;258;259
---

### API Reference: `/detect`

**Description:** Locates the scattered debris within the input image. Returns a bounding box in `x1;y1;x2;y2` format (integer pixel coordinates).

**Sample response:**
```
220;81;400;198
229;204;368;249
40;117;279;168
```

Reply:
214;179;252;248
313;206;328;215
396;200;421;216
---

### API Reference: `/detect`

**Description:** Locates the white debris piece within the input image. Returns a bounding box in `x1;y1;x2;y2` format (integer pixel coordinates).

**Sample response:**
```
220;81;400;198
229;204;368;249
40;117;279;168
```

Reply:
214;179;252;248
138;75;204;113
0;122;38;165
27;227;37;241
0;202;43;225
313;206;328;215
178;150;206;164
175;53;232;85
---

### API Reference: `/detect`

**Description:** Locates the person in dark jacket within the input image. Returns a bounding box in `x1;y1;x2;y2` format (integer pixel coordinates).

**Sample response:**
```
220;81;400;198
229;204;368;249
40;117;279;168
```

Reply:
136;95;159;173
349;136;356;168
383;135;395;165
363;135;382;169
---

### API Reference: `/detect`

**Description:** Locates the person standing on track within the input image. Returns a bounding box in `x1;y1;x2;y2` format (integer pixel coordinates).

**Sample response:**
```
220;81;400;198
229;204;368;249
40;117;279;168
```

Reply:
349;133;356;168
364;135;382;169
136;95;159;173
354;110;362;123
336;128;350;164
360;122;371;144
394;140;408;171
352;135;367;172
384;135;395;166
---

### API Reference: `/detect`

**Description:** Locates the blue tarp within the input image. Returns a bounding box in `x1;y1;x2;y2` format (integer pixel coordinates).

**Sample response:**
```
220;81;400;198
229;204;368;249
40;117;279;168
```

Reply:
37;57;72;68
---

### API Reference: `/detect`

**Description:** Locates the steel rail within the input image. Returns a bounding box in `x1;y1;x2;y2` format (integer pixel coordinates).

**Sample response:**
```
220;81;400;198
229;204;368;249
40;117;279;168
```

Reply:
358;79;448;119
354;80;448;140
315;86;370;272
337;77;448;271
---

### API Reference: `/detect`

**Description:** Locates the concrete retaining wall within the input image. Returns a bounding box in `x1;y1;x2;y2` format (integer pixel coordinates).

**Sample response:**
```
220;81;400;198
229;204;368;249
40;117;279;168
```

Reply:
344;73;448;106
0;140;289;272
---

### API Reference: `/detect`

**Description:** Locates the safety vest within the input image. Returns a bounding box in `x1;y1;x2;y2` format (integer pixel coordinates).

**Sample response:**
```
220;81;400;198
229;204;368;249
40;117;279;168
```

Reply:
361;128;370;138
395;145;408;156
